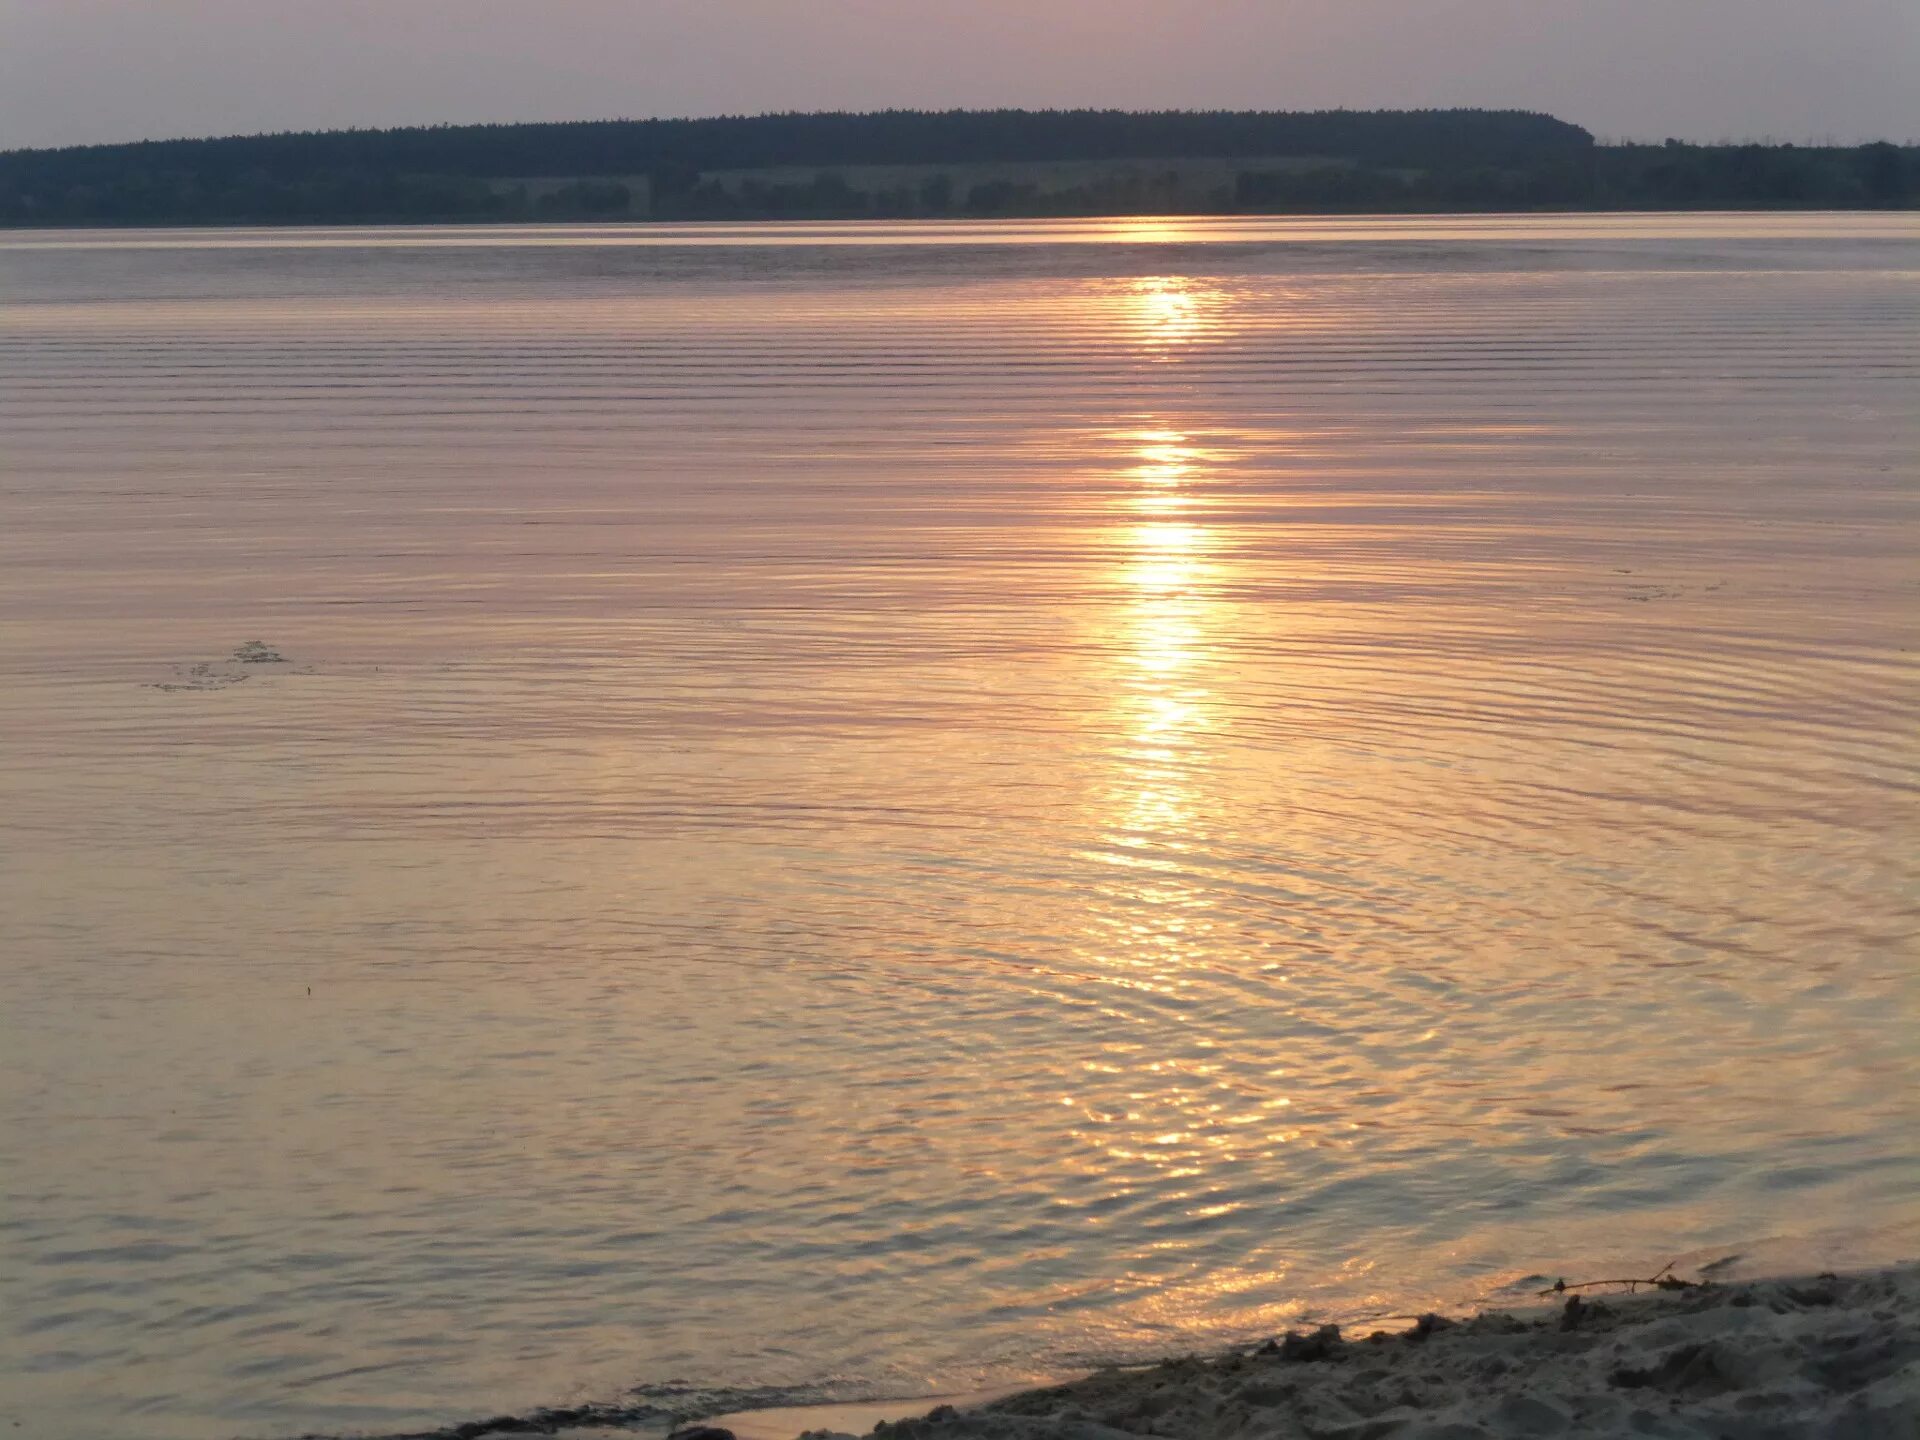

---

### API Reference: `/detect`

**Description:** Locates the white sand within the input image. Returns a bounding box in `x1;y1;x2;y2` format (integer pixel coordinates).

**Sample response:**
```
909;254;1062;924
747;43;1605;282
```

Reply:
752;1265;1918;1440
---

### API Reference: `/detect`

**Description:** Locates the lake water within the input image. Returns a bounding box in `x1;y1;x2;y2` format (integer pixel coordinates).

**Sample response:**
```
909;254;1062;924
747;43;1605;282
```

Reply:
1;214;1916;1440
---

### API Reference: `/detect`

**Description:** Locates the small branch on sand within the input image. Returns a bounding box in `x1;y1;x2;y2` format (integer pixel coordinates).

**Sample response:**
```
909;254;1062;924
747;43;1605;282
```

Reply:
1539;1258;1706;1297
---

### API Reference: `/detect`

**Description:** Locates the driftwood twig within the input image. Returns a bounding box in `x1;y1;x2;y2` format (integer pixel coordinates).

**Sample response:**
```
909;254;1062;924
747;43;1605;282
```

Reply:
1538;1258;1705;1298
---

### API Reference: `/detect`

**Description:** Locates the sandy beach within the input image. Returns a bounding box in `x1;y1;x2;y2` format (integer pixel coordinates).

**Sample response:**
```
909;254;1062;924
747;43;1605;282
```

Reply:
688;1264;1920;1440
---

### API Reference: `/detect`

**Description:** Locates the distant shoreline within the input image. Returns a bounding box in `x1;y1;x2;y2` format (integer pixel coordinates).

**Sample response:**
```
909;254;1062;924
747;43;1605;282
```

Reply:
4;196;1914;232
4;203;1918;236
5;109;1913;228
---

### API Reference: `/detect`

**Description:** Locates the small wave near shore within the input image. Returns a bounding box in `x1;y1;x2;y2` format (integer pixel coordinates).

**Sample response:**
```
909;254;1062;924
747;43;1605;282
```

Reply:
687;1264;1918;1440
824;1265;1920;1440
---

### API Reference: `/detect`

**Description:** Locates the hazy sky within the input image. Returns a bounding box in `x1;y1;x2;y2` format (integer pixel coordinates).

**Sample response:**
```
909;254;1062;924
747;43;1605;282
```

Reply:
3;0;1916;152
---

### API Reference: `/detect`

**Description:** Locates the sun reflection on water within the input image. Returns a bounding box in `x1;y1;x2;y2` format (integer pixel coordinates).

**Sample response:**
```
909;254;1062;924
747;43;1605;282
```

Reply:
1128;277;1224;354
1068;285;1311;1331
1095;422;1226;893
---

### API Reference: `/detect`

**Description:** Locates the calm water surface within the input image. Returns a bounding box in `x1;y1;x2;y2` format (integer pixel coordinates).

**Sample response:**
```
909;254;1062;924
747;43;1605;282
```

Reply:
1;215;1916;1439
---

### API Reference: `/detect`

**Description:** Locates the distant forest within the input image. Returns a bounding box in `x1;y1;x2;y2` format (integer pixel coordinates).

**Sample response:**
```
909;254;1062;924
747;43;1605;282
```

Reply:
1;109;1913;226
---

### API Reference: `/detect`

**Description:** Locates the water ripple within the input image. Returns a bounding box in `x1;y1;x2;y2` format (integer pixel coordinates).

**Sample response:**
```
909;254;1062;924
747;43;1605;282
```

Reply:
0;216;1915;1440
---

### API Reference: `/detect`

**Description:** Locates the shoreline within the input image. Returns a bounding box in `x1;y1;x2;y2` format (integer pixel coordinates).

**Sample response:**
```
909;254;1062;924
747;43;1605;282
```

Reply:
665;1262;1918;1440
3;206;1917;236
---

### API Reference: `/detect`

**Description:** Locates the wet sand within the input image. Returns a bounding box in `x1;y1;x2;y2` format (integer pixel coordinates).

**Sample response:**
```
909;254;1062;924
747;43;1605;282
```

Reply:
700;1263;1919;1440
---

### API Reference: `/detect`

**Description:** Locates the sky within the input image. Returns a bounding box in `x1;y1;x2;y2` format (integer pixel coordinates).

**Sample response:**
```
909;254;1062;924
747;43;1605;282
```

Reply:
3;0;1916;152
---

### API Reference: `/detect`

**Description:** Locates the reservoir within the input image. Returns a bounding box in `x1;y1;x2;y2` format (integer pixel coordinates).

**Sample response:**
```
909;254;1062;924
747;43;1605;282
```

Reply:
1;214;1915;1439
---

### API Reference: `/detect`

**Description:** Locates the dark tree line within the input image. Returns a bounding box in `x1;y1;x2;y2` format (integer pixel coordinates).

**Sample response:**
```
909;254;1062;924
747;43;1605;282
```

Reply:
0;109;1911;226
1598;140;1915;209
0;108;1582;224
1;107;1591;184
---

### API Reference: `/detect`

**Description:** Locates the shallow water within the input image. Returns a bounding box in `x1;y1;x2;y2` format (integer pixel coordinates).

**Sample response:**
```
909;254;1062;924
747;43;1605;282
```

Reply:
0;214;1916;1440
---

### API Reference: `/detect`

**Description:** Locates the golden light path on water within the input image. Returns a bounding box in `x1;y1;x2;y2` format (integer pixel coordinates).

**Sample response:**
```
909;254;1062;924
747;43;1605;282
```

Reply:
0;217;1915;1439
1057;277;1330;1324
